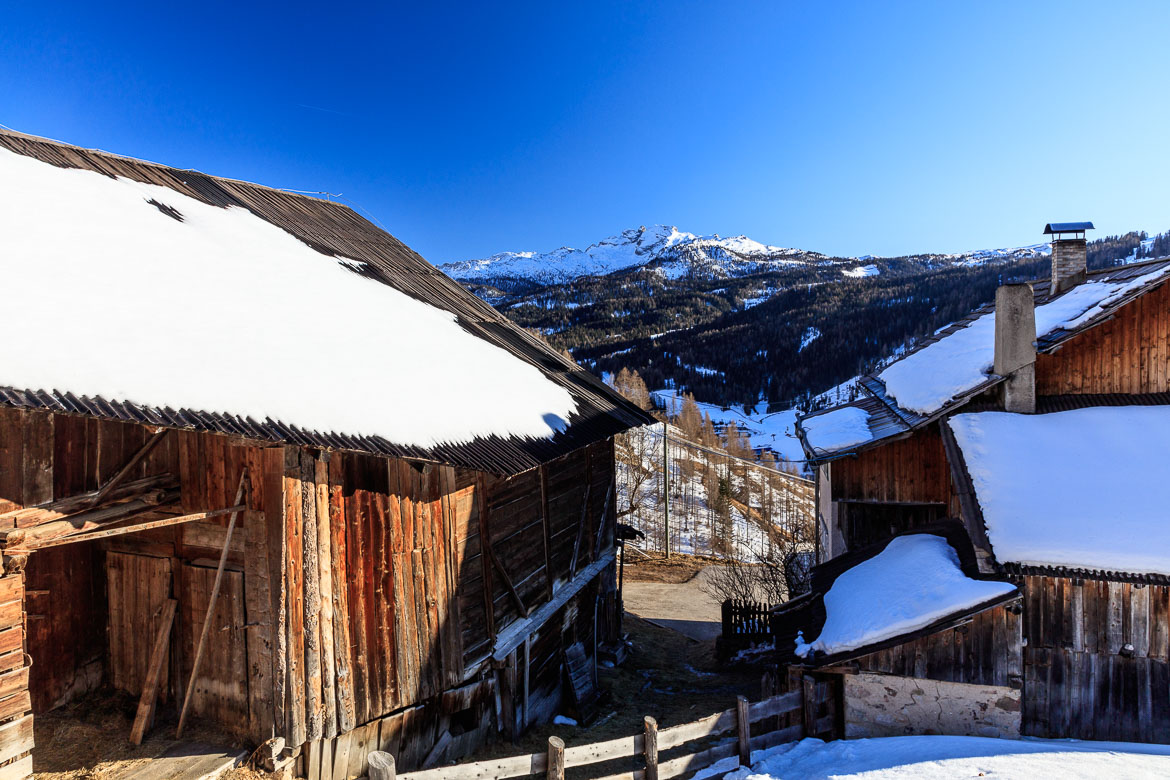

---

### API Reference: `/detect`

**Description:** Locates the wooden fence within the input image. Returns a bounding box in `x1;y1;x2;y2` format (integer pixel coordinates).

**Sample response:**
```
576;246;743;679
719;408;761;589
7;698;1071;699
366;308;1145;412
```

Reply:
376;689;809;780
718;600;773;661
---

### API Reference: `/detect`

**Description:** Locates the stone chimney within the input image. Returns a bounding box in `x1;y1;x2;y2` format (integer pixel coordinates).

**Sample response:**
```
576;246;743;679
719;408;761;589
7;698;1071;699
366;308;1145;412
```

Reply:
994;283;1036;413
1045;221;1094;295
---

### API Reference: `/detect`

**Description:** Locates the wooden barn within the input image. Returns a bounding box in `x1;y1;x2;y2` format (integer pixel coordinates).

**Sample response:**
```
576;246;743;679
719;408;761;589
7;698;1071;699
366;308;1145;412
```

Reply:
0;129;655;779
782;222;1170;743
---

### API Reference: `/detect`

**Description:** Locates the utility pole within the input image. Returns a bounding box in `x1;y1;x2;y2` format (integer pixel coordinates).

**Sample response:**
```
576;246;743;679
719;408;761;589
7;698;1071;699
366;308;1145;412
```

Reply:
662;421;670;559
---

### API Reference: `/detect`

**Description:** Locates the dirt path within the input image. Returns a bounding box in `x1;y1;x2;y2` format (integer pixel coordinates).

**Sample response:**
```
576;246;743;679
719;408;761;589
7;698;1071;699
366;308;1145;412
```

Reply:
622;566;723;641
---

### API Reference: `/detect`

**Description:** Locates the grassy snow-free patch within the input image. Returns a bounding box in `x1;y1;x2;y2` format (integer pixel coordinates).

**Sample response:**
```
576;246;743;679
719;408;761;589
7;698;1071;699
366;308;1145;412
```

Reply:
0;147;576;449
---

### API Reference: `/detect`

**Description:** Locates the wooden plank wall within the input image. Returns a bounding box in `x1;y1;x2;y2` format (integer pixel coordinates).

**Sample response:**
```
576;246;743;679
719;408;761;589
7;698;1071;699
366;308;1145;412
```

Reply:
852;603;1023;687
1020;574;1170;742
1036;280;1170;395
830;426;956;513
0;406;622;775
0;573;31;780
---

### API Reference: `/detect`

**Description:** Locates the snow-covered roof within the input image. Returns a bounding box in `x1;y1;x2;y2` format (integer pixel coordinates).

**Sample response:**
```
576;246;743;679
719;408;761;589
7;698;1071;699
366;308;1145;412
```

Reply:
799;406;875;454
949;406;1170;576
794;534;1016;659
878;262;1170;416
796;257;1170;462
0;130;654;473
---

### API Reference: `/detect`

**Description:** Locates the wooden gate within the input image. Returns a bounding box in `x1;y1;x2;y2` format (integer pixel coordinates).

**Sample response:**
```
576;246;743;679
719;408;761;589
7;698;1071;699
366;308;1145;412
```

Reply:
180;563;248;730
107;552;174;699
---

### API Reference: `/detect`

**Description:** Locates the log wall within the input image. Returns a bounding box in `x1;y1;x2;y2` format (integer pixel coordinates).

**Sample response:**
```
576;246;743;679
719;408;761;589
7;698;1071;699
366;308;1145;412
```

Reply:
1036;280;1170;395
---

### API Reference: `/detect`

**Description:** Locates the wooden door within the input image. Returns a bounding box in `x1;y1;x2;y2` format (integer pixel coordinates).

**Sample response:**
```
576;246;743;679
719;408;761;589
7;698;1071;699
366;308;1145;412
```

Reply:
107;552;173;699
179;563;248;730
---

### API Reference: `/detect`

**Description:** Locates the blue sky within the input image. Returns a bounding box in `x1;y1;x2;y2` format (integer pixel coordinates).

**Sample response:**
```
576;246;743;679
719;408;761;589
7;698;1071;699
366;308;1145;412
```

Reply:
2;1;1168;262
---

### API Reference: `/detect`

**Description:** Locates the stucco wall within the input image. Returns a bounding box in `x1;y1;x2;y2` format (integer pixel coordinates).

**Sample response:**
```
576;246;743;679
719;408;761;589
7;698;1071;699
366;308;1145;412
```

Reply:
844;672;1020;739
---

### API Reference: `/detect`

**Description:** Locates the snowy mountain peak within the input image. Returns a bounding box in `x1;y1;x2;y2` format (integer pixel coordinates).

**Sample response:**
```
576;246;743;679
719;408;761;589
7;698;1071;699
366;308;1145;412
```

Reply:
440;225;811;284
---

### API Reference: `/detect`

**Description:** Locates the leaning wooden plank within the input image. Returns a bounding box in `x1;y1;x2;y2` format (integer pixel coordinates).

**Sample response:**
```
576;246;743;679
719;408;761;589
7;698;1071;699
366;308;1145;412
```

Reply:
176;469;248;737
28;504;242;549
0;715;32;767
88;428;170;508
492;551;615;662
129;598;177;745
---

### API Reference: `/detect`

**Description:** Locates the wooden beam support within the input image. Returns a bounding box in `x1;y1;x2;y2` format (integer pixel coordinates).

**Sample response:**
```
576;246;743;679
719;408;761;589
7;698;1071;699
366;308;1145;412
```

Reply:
0;473;174;528
27;504;244;550
484;533;529;618
89;428;170;508
176;468;249;737
568;481;591;577
1;487;179;548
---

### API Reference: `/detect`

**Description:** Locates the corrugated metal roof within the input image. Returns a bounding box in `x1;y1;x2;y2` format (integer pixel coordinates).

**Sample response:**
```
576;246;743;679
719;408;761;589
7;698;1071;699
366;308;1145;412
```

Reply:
1044;221;1095;234
0;129;656;475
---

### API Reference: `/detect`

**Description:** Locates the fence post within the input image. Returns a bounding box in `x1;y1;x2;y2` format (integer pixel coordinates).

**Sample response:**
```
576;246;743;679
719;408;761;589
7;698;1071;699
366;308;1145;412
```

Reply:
644;716;659;780
802;675;817;737
547;736;565;780
736;695;750;766
368;751;395;780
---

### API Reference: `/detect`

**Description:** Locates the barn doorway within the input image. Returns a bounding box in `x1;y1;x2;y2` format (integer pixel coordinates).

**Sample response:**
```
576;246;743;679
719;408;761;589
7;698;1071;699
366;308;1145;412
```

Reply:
24;537;251;775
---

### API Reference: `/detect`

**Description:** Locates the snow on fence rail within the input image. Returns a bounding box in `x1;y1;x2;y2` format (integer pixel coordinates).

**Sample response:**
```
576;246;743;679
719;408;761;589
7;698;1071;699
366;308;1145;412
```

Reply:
387;689;805;780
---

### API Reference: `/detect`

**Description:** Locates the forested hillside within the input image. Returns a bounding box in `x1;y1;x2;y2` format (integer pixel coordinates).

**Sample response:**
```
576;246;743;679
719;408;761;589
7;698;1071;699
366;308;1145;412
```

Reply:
449;227;1166;413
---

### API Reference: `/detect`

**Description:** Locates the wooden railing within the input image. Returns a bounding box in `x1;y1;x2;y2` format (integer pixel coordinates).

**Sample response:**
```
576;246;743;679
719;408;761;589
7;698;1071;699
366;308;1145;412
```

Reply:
375;689;805;780
718;599;773;662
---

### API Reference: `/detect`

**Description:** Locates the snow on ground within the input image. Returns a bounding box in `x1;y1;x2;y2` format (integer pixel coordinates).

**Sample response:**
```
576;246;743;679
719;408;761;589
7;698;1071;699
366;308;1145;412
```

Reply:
0;147;576;450
798;327;821;352
794;535;1015;658
650;389;806;465
799;406;873;454
878;265;1170;414
717;736;1170;780
842;263;880;278
948;406;1170;575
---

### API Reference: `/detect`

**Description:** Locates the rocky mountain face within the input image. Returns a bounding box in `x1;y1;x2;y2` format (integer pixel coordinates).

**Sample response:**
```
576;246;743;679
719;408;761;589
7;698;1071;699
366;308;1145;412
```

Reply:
441;226;1158;414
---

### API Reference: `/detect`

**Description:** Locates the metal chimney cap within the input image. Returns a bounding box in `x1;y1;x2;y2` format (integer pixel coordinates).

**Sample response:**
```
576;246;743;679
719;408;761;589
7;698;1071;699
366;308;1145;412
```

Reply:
1044;221;1095;235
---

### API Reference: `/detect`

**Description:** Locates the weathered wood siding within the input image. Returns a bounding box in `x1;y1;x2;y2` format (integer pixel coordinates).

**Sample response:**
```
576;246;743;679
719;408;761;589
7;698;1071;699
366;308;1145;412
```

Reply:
1019;574;1170;742
1036;280;1170;395
852;603;1023;687
0;406;620;775
830;427;954;507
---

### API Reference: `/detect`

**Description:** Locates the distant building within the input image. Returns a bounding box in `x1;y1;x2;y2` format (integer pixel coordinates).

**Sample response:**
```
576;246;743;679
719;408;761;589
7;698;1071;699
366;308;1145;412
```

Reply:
780;222;1170;742
0;129;654;779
